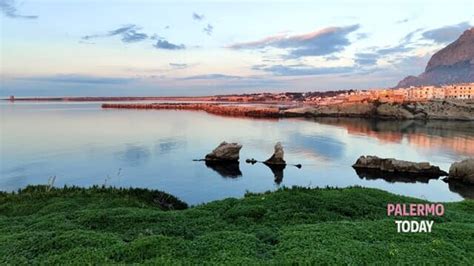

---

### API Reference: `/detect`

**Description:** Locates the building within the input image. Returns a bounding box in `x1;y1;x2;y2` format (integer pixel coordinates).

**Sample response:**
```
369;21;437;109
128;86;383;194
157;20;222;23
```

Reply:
445;83;474;99
407;86;437;100
305;82;473;105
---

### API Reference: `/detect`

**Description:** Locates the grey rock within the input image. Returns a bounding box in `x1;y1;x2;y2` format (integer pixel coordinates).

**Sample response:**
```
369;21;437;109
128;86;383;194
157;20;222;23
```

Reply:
205;141;242;162
265;142;286;165
448;158;474;184
352;155;447;176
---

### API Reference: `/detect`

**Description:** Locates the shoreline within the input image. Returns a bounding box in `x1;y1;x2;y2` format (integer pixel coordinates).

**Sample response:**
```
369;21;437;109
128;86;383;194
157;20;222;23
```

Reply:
101;100;474;121
4;95;474;121
102;102;282;118
1;95;300;104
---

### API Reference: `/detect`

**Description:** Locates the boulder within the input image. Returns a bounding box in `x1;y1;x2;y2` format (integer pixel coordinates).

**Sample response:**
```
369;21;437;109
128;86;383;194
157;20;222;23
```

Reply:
448;158;474;184
352;155;447;177
205;141;242;162
265;142;286;165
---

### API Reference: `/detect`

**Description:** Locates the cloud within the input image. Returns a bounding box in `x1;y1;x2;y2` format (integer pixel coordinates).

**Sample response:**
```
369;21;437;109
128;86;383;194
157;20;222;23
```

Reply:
376;28;422;56
169;63;188;69
82;26;188;50
203;24;213;36
422;22;471;44
0;0;37;19
401;28;423;43
356;33;369;40
154;40;185;50
121;31;148;42
355;28;421;65
253;64;355;76
16;74;135;84
180;74;241;80
396;18;410;24
228;24;360;58
354;53;379;66
376;45;412;55
82;24;149;43
192;12;204;21
325;55;340;61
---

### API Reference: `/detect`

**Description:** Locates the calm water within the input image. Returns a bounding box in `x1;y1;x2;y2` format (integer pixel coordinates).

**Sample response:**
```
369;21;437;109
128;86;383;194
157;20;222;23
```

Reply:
1;102;473;204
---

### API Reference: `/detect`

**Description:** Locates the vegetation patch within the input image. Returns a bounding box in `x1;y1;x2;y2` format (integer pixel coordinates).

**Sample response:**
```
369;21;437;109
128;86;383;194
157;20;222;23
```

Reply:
1;185;473;264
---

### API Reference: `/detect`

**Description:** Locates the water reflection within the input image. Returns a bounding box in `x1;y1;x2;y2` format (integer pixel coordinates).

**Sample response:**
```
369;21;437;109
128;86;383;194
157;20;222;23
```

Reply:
205;161;242;178
115;144;151;166
1;102;473;204
155;137;186;155
354;168;440;184
446;181;474;199
289;134;345;160
312;118;474;156
264;163;286;184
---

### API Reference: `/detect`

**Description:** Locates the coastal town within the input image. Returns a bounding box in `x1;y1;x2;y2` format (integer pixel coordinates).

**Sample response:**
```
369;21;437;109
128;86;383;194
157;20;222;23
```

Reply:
208;82;474;105
309;83;474;105
7;83;474;106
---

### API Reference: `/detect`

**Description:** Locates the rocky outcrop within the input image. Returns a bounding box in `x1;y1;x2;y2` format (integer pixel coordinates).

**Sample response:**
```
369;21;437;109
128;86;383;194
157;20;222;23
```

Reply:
283;103;373;118
205;142;242;162
265;142;286;165
375;103;416;119
397;28;474;87
352;155;448;177
283;100;474;121
447;158;474;184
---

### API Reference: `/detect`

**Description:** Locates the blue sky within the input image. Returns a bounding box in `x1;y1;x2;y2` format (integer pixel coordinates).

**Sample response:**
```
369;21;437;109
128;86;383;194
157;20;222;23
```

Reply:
1;0;473;96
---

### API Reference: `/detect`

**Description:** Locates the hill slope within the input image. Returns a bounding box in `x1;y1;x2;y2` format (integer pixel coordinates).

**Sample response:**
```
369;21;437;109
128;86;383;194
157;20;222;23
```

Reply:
397;28;474;87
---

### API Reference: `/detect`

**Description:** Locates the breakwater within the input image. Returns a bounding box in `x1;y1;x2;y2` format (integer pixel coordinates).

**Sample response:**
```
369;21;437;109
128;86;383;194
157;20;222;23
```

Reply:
102;103;281;118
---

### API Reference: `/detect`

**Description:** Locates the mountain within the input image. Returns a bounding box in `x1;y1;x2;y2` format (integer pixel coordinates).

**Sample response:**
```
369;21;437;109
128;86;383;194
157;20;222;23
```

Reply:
397;28;474;87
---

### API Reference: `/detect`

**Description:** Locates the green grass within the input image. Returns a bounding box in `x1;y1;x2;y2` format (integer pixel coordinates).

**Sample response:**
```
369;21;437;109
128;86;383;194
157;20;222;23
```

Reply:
0;185;473;264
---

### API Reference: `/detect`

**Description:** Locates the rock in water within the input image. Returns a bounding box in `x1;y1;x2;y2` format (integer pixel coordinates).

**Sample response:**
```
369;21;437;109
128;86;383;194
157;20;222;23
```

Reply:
265;142;286;165
205;141;242;162
448;158;474;184
352;155;447;176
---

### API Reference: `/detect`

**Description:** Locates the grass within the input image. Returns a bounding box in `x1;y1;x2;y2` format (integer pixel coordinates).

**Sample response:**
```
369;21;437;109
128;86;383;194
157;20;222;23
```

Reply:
0;185;473;264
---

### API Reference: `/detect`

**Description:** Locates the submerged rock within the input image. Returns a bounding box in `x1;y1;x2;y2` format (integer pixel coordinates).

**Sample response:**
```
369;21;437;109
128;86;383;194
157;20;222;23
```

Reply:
205;141;242;162
448;158;474;184
265;142;286;165
352;155;447;177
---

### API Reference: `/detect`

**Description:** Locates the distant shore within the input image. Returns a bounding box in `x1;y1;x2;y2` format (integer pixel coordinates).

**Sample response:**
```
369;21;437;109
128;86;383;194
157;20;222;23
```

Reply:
4;95;474;121
102;102;282;118
102;100;474;121
2;96;217;102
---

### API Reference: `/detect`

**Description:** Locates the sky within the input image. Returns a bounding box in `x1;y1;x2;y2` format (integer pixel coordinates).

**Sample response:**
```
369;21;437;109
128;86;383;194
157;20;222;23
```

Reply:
0;0;473;96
